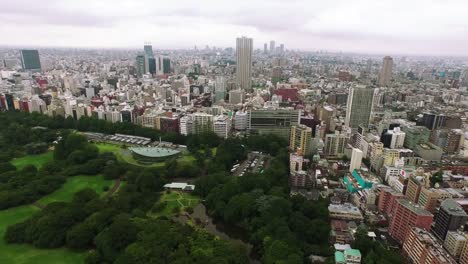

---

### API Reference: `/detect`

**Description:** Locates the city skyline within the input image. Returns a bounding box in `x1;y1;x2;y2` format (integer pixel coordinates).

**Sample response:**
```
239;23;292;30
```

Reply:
2;0;468;56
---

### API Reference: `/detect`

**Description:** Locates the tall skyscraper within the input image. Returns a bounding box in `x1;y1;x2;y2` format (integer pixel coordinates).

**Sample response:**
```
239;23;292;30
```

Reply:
280;44;285;53
236;36;253;92
264;43;268;53
379;56;393;86
345;85;374;129
144;43;154;58
135;55;146;77
20;49;41;71
270;40;275;53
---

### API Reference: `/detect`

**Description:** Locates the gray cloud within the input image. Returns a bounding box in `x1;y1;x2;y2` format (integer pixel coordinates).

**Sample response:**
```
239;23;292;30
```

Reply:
0;0;468;56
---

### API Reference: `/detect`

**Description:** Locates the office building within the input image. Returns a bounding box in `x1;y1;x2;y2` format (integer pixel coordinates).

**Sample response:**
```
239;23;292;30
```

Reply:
325;131;347;158
418;113;446;130
280;44;285;53
213;115;231;139
445;129;463;154
415;143;443;161
236;36;253;91
193;113;214;134
269;40;275;53
460;238;468;264
444;231;467;260
388;199;433;244
144;43;153;58
433;199;468;240
349;148;363;172
214;76;227;102
163;58;171;74
248;108;299;139
403;227;457;264
234;111;248;131
378;56;393;86
328;203;364;222
406;176;423;203
381;127;405;149
402;126;431;149
345;85;374;129
418;188;451;213
378;187;404;216
263;43;268;53
289;124;312;155
135;54;146;77
229;89;244;104
20;49;41;71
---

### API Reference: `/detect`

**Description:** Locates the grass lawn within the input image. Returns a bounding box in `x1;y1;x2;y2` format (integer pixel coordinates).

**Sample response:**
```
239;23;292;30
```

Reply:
0;205;85;264
152;191;200;217
11;152;53;170
37;175;113;206
95;142;122;154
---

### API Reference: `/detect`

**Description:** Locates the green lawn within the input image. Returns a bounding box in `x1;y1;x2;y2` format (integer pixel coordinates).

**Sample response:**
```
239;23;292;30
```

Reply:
95;142;122;154
11;152;53;170
152;191;200;217
37;175;113;206
0;205;85;264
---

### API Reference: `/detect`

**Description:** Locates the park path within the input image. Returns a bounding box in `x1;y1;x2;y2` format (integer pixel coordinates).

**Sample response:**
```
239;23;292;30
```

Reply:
32;202;45;210
104;178;122;198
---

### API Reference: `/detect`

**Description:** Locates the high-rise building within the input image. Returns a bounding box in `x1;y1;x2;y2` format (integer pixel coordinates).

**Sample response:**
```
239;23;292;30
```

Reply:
405;176;423;203
280;44;285;53
444;231;467;260
270;40;275;53
345;85;374;129
402;126;431;149
290;124;312;155
234;111;248;131
418;188;451;213
135;54;146;77
379;56;393;86
229;89;244;104
147;57;156;74
248;108;300;139
214;76;226;102
163;58;171;74
445;129;463;154
403;227;457;264
418;112;446;130
381;127;406;149
193;113;214;134
236;36;253;91
144;43;154;58
263;43;268;53
213;115;231;139
433;199;468;240
20;49;41;71
325;131;347;158
349;148;363;172
460;238;468;264
388;199;433;244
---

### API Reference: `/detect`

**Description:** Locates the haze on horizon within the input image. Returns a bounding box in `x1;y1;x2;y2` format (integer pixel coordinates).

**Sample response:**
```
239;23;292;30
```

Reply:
1;0;468;56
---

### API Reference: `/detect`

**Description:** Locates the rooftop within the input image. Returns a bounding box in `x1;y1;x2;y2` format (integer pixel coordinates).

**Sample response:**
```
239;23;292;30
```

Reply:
441;199;468;216
397;199;433;216
130;147;180;158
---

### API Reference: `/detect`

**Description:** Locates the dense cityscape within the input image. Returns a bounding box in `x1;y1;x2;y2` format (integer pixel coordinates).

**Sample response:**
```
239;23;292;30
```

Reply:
1;30;468;264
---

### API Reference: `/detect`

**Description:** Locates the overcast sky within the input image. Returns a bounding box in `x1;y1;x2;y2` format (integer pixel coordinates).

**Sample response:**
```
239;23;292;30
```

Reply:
1;0;468;56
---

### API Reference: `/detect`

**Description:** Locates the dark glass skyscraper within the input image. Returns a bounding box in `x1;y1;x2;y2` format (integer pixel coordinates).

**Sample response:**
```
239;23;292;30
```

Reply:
20;49;41;71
